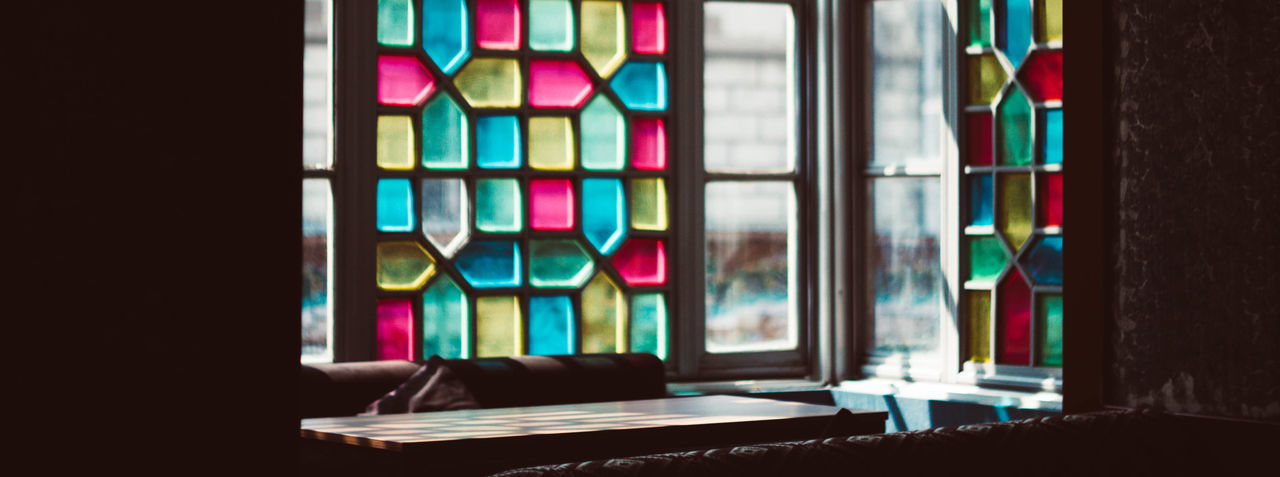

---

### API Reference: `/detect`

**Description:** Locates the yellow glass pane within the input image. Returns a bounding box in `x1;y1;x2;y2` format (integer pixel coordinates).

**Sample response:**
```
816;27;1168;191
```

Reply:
376;241;437;291
581;1;626;78
967;54;1007;105
477;295;522;357
967;290;991;363
1037;0;1063;43
377;115;415;170
630;178;668;231
997;173;1033;250
581;272;627;353
528;116;574;170
454;58;522;108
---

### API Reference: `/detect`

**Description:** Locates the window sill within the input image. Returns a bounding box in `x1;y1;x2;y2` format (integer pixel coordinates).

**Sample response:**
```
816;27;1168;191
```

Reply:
667;379;828;396
836;378;1062;412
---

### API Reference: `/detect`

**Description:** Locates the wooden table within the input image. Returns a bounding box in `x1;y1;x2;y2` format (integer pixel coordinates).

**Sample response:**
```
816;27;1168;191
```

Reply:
299;395;886;476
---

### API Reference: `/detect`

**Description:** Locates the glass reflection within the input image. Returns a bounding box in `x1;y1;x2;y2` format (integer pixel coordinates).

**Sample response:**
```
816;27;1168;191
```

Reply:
870;0;943;169
869;178;940;356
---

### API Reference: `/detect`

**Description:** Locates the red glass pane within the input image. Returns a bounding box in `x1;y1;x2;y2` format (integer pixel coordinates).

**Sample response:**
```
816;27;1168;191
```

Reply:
967;112;993;166
631;118;666;170
632;2;666;54
377;55;436;106
529;178;575;230
377;299;414;360
997;267;1031;365
1039;173;1063;227
1018;49;1063;102
528;59;594;108
476;0;521;50
612;239;667;285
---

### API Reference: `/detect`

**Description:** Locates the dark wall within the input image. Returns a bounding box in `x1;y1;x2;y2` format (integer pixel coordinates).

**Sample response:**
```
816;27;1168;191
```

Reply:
1107;0;1280;420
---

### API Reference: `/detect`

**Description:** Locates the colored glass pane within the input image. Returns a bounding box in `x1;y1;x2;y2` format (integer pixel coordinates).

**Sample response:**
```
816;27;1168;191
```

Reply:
630;178;667;231
967;290;991;363
476;0;521;50
455;241;522;288
377;299;414;360
580;96;626;170
966;0;992;48
1042;109;1063;165
997;86;1033;166
454;58;522;108
1037;293;1064;367
376;241;437;291
632;2;666;54
421;94;469;169
997;0;1032;69
529;295;574;355
1019;50;1063;102
631;118;666;170
581;178;627;255
422;275;469;359
529;178;574;230
422;0;471;74
377;115;415;170
475;178;522;233
997;267;1031;365
968;235;1007;283
529;0;574;52
610;62;668;111
529;239;594;288
581;0;626;78
1023;235;1063;285
377;178;414;232
630;293;667;359
970;175;994;226
378;55;436;106
1036;0;1063;43
476;115;522;169
581;272;625;353
1039;172;1063;227
420;178;470;258
997;173;1033;250
528;59;593;108
612;239;666;286
378;0;415;47
476;295;522;357
967;112;993;166
966;54;1006;105
528;117;574;170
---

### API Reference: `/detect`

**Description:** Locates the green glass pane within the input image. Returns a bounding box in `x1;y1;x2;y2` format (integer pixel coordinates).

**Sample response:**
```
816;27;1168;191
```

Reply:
454;58;522;108
967;54;1006;105
529;239;595;288
581;272;625;353
967;235;1008;283
630;178;668;231
476;295;521;357
997;173;1033;250
967;290;992;363
476;178;522;232
377;0;415;47
966;0;992;48
630;293;667;360
997;86;1033;166
580;95;626;170
581;0;626;78
377;241;437;291
377;115;415;170
422;275;469;359
1037;0;1063;42
528;116;574;170
1037;293;1064;367
421;95;469;169
530;0;574;51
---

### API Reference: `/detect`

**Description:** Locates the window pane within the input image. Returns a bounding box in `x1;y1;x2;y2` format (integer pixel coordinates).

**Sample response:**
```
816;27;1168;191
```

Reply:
303;0;332;169
870;0;943;169
705;181;797;353
869;178;941;356
703;2;795;173
302;178;333;361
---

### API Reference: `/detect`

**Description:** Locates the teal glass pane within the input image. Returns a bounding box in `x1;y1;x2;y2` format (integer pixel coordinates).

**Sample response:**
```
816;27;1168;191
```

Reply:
529;295;574;355
455;240;521;288
998;0;1032;68
1042;109;1063;165
580;95;626;170
1022;235;1063;285
581;178;627;255
529;0;574;52
476;178;522;232
476;115;522;169
968;235;1008;282
378;0;415;47
529;239;594;288
421;94;469;169
630;293;667;360
610;62;668;111
997;86;1034;166
1038;293;1064;367
970;175;994;226
422;275;469;358
423;0;471;75
377;178;414;232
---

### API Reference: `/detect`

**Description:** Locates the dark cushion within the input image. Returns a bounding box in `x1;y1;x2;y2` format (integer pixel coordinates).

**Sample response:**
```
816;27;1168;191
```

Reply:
445;353;666;409
299;360;421;419
362;355;480;415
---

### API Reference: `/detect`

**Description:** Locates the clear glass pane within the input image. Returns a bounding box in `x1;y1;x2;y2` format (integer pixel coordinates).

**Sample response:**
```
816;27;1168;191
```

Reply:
703;2;795;173
301;178;333;361
303;0;332;169
869;178;941;356
704;181;797;353
870;0;943;169
421;178;470;257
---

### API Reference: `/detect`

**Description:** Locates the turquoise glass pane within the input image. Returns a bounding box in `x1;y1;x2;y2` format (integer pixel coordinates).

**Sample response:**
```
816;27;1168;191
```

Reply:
1042;109;1063;165
1038;293;1064;367
581;178;627;255
630;293;667;360
422;275;469;358
998;0;1032;68
476;115;522;169
455;240;522;288
377;178;414;232
421;94;469;169
476;178;522;232
970;175;994;226
1022;235;1063;285
529;295;574;355
580;95;626;170
529;0;574;52
529;239;594;288
423;0;471;75
610;62;668;111
378;0;414;47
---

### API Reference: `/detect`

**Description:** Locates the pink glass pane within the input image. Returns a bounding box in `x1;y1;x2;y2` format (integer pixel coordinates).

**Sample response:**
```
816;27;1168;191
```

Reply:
476;0;521;50
377;299;414;360
612;239;666;285
528;59;594;108
1039;173;1063;227
967;112;993;166
632;2;666;54
530;178;575;230
631;118;667;170
1018;49;1063;102
997;267;1031;365
377;55;436;106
